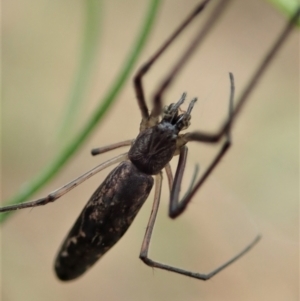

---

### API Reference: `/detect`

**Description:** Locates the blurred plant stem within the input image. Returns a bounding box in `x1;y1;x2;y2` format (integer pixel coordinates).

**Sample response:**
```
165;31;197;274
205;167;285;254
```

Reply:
267;0;300;26
57;0;103;141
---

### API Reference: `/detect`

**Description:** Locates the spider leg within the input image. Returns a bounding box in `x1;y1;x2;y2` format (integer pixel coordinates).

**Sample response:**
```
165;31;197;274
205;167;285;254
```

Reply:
150;0;231;120
91;139;133;156
0;153;127;212
133;0;215;129
164;163;174;193
182;7;300;144
140;168;261;280
169;73;234;218
167;6;300;213
170;139;231;218
140;172;163;265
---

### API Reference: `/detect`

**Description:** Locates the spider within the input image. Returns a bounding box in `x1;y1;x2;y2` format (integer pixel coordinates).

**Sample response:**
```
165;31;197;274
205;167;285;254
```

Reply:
1;0;298;282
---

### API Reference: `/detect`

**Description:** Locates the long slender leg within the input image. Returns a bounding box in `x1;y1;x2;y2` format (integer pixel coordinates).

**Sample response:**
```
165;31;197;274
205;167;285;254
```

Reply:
0;153;128;212
133;0;212;128
183;163;200;200
164;163;173;193
91;139;133;156
169;73;234;218
140;169;261;280
140;172;163;265
181;7;300;144
170;138;231;218
166;158;200;203
150;0;231;119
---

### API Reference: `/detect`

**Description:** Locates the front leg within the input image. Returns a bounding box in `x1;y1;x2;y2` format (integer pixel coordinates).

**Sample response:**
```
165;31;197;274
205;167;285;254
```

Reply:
169;73;234;218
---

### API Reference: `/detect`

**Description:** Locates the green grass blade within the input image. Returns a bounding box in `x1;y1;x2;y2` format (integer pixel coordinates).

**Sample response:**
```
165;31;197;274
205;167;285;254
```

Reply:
58;0;103;141
267;0;300;25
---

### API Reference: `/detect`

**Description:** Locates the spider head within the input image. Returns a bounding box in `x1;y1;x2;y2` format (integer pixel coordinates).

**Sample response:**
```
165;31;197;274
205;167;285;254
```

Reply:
162;93;197;133
128;94;197;175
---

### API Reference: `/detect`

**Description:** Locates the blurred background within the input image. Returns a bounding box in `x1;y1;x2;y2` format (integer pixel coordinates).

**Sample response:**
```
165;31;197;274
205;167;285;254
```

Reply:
2;0;299;300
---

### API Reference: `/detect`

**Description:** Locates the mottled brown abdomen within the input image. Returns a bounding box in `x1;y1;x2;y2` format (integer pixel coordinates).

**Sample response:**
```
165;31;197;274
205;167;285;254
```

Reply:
54;161;153;281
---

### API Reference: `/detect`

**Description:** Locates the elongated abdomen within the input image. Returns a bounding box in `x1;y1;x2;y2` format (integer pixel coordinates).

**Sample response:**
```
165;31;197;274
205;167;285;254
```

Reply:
54;161;153;281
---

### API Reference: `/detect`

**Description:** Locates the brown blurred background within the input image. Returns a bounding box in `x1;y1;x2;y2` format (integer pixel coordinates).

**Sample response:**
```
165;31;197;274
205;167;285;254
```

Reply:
2;0;299;300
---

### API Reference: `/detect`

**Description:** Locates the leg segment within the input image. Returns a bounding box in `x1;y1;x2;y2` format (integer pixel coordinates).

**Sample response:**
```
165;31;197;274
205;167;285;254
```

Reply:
140;172;163;265
150;0;231;119
164;163;173;193
91;139;133;156
133;0;213;128
169;73;234;218
170;138;231;218
140;167;261;280
181;8;300;144
0;153;127;212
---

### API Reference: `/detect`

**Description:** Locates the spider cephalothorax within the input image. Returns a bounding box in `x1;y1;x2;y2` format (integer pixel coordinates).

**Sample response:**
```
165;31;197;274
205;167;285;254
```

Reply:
128;94;197;175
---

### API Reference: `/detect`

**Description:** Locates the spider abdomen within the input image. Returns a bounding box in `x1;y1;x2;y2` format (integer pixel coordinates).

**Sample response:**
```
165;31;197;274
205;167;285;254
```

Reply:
54;161;153;281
